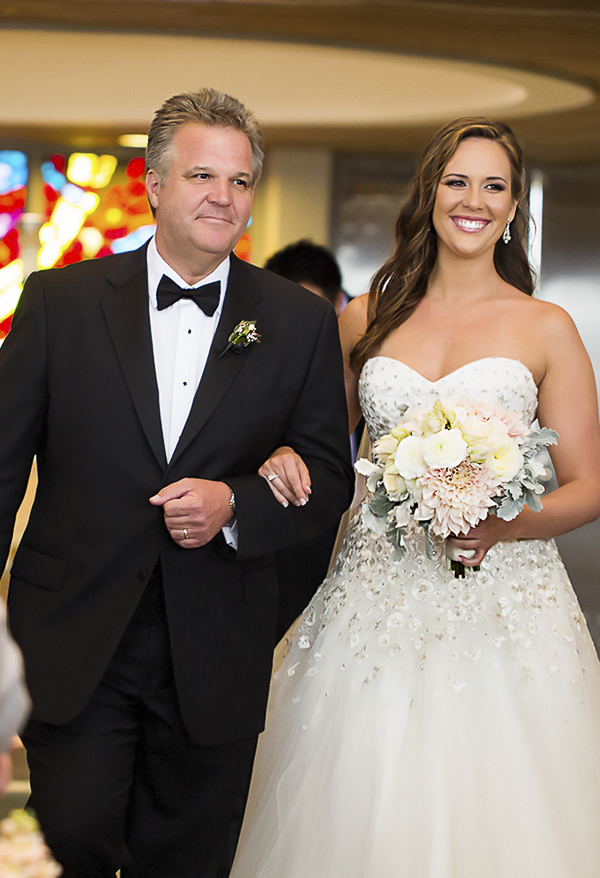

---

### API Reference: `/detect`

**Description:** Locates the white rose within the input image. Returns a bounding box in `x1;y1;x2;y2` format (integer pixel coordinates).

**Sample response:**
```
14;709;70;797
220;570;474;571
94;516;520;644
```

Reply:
382;462;407;500
374;434;399;460
419;403;451;435
484;441;524;481
422;428;467;469
460;413;509;455
394;435;426;479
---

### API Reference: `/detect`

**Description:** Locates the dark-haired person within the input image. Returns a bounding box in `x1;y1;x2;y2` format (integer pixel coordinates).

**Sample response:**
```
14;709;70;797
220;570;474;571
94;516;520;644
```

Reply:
231;118;600;877
264;239;348;314
0;88;353;877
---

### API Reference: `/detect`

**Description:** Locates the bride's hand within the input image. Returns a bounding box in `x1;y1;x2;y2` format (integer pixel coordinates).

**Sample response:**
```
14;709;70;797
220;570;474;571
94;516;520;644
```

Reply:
259;446;311;508
446;515;513;566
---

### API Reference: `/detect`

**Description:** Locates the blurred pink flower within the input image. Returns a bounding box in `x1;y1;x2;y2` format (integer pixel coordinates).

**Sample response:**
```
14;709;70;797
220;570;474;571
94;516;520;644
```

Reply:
415;461;501;537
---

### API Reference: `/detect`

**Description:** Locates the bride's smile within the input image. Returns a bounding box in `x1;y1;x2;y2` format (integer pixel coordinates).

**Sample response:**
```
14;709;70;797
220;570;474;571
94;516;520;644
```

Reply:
433;136;516;257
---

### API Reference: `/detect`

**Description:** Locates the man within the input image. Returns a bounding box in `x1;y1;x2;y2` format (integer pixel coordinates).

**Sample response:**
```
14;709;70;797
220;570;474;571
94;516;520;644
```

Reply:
0;89;353;877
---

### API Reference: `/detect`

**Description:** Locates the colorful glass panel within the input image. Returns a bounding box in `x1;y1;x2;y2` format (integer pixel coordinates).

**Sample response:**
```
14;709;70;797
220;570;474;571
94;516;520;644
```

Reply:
0;150;27;343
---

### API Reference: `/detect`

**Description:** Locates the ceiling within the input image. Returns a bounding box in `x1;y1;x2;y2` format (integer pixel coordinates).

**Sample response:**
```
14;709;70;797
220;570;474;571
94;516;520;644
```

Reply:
1;0;599;164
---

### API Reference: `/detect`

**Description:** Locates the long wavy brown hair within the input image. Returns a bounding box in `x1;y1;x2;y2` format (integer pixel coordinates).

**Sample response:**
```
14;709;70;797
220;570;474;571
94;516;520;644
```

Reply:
350;117;535;373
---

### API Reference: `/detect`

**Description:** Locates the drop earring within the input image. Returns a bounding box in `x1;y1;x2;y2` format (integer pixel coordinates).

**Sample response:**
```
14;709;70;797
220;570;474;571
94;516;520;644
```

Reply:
502;221;511;244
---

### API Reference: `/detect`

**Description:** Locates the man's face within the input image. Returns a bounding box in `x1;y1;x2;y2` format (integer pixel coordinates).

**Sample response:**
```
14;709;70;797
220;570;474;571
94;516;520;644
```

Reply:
146;122;254;283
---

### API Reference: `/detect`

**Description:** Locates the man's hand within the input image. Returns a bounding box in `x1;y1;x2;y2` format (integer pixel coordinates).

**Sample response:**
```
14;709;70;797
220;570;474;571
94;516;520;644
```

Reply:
149;478;232;548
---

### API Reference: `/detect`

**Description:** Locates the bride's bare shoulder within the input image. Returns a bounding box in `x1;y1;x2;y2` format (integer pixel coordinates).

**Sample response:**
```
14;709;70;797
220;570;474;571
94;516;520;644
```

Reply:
339;293;369;341
505;291;587;381
511;292;579;336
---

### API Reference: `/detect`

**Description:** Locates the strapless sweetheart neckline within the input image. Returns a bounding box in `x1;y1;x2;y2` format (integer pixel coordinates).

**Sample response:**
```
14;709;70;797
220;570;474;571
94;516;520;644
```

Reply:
366;355;538;390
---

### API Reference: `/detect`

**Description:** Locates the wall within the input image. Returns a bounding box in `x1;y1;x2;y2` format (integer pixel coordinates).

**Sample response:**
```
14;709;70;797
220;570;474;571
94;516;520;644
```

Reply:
535;165;600;642
251;147;333;268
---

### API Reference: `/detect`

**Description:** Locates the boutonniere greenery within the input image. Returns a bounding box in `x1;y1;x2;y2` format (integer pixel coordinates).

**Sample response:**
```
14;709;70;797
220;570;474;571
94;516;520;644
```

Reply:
219;320;261;358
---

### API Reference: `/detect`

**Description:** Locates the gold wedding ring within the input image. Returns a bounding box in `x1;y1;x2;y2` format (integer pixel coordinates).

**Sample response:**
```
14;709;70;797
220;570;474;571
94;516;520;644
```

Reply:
183;528;189;540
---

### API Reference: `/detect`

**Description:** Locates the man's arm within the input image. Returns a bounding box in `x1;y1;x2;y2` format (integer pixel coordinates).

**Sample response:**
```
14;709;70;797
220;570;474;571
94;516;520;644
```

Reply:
222;304;354;559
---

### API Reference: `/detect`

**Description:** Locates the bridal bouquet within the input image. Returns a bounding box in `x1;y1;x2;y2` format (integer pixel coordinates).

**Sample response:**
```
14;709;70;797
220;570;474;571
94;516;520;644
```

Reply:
355;399;558;577
0;810;62;877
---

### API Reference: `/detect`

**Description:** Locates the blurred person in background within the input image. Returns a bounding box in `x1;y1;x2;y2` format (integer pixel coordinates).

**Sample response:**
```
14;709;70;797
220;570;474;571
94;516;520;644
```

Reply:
265;239;348;315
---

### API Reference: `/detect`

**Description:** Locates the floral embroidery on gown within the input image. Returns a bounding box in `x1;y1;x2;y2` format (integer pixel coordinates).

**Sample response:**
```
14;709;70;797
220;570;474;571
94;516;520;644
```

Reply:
230;357;600;878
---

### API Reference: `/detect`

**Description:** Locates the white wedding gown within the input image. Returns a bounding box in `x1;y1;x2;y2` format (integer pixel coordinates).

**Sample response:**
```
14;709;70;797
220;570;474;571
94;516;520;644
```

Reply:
230;356;600;878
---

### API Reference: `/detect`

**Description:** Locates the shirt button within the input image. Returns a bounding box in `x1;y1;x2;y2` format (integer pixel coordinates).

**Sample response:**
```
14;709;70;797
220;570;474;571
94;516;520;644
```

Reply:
137;569;147;582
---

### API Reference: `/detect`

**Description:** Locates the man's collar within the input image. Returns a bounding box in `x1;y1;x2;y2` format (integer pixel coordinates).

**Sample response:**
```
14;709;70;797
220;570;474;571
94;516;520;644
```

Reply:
147;237;230;313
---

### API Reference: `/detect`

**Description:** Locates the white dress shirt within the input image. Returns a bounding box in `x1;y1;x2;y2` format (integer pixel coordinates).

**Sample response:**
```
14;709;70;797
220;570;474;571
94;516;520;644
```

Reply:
147;238;237;546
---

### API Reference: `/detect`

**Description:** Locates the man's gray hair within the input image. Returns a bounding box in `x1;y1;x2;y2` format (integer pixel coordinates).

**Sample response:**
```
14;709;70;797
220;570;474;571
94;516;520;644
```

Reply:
146;88;264;185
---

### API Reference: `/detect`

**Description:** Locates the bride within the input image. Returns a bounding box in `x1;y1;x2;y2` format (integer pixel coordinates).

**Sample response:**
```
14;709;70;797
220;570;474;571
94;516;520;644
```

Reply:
230;118;600;877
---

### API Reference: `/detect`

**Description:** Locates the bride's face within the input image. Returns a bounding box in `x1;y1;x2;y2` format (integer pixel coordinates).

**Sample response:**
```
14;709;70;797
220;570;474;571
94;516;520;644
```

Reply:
432;137;517;259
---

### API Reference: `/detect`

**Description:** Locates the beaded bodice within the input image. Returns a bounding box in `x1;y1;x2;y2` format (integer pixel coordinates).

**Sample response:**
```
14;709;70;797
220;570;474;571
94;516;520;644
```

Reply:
359;356;538;443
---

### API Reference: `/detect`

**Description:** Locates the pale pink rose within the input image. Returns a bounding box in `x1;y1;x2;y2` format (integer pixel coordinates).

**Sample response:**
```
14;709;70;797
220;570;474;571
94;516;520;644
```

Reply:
490;406;529;439
463;401;529;441
457;412;508;456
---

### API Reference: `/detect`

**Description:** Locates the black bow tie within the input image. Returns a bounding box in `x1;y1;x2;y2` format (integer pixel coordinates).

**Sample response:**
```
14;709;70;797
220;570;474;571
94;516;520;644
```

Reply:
156;275;221;316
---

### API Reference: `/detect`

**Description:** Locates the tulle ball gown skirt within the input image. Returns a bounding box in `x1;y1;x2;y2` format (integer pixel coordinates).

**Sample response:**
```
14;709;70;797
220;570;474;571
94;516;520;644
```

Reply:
230;525;600;878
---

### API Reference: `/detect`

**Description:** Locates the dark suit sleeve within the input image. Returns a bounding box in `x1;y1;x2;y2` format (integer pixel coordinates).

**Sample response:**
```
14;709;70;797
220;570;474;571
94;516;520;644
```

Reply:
225;304;354;560
0;273;49;575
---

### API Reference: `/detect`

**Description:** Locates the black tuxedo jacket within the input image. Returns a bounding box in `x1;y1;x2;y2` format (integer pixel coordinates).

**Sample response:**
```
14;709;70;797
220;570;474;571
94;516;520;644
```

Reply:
0;245;353;746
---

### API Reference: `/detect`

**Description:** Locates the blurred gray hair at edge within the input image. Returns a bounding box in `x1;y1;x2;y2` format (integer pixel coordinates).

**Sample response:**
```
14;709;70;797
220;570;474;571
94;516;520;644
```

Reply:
146;88;264;186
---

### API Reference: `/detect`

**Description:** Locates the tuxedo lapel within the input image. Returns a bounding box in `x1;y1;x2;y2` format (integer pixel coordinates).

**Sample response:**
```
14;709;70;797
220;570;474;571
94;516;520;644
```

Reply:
101;257;167;470
168;257;263;470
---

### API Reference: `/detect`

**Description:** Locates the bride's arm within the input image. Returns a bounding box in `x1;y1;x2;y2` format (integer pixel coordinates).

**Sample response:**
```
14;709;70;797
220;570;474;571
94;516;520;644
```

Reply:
259;296;369;505
338;294;369;435
451;303;600;566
